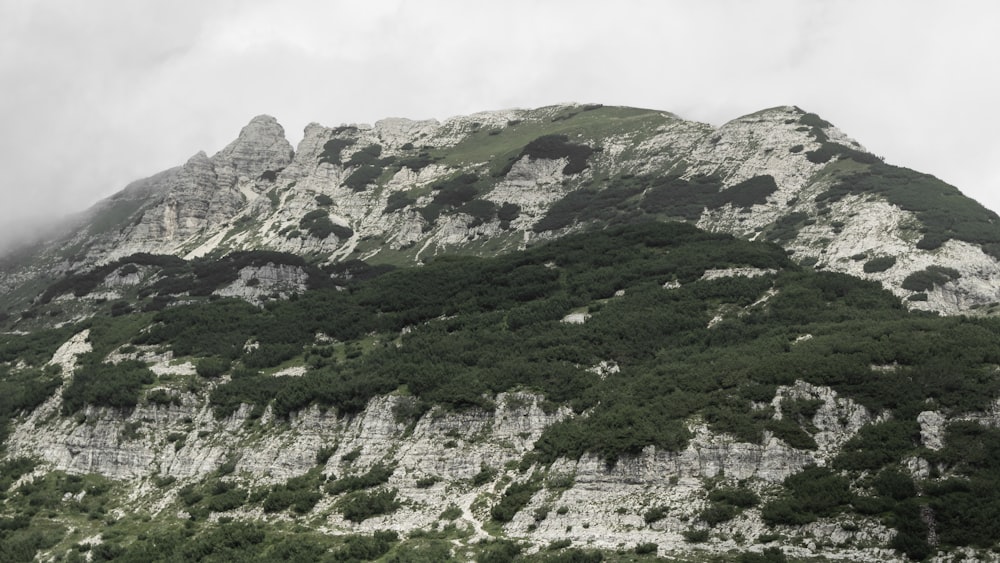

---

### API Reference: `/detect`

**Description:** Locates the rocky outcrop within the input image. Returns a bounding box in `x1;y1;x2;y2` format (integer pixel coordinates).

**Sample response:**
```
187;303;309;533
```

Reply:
3;330;902;561
213;263;309;303
7;332;998;561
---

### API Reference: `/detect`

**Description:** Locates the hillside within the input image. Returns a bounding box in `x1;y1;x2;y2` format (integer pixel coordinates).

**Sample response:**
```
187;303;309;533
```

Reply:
2;223;1000;561
3;105;1000;561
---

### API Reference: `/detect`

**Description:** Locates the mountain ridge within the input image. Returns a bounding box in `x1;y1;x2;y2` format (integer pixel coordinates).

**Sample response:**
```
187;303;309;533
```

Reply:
4;102;999;326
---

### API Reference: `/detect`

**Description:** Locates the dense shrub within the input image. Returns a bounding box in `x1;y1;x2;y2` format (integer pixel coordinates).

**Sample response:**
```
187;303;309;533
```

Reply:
643;505;668;524
195;357;230;378
334;531;398;561
497;202;521;222
263;469;325;514
634;542;658;555
761;466;852;525
344;165;382;191
338;488;401;522
61;360;154;413
766;211;809;242
901;265;961;292
325;463;395;495
318;138;355;165
723;175;779;208
739;547;788;563
396;153;436;172
708;487;759;508
384;192;416;213
799;113;832;129
431;173;480;207
490;479;541;522
863;256;897;273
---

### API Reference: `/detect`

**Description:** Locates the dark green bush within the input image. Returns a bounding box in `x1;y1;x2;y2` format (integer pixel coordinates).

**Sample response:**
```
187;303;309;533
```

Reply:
864;256;897;273
799;113;832;129
344;165;382;191
682;528;709;543
497;202;521;223
195;357;230;378
384;192;416;213
471;466;498;486
479;539;522;563
346;145;383;167
61;360;154;413
699;502;738;525
708;487;759;508
325;463;394;495
634;542;658;555
739;547;788;563
338;488;400;522
761;466;852;525
334;530;398;561
901;265;961;292
834;419;919;471
722;175;779;208
415;476;438;488
318;138;355;165
491;479;541;522
643;505;668;524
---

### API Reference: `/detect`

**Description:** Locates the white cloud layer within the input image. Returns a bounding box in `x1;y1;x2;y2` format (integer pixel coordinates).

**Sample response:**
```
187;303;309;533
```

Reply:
1;0;998;250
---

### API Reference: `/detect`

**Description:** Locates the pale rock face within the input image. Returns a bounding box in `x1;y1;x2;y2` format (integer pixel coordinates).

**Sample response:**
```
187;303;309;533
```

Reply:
773;380;875;459
213;263;309;302
701;267;778;280
212;115;294;190
3;331;973;563
917;411;946;450
488;156;570;223
47;329;92;375
66;116;293;265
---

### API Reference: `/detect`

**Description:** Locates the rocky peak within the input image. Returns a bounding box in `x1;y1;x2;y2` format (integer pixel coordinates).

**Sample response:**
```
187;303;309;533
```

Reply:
211;114;294;189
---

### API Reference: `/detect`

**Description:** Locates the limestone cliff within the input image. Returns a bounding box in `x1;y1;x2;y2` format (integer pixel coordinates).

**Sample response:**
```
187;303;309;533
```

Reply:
3;332;911;561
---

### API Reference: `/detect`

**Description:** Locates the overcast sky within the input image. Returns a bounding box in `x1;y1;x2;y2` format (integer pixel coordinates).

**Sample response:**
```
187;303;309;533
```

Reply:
1;0;998;250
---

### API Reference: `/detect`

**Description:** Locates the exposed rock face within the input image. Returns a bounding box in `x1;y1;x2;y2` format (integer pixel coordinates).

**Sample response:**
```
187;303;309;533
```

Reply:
213;263;309;302
212;115;294;190
5;378;905;561
4;103;1000;321
10;333;1000;561
57;115;294;265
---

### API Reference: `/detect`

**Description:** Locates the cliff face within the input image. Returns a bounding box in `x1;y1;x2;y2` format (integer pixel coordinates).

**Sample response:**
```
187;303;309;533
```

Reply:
4;104;1000;319
6;330;983;561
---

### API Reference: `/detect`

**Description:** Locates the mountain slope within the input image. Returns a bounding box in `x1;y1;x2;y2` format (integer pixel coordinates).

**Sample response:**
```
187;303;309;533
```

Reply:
3;104;1000;326
5;105;1000;561
3;223;1000;561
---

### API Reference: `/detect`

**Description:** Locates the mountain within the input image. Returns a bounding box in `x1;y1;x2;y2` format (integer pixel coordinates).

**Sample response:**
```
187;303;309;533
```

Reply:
2;105;1000;561
3;103;1000;326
